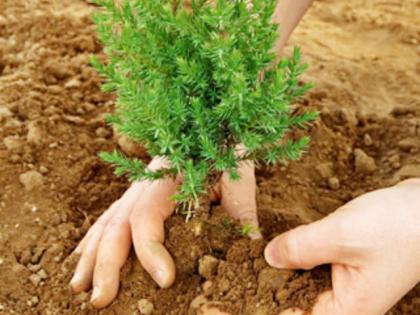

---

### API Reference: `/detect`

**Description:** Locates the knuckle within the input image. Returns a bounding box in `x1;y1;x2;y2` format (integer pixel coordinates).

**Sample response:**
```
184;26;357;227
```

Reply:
282;232;304;267
236;209;257;221
105;216;129;232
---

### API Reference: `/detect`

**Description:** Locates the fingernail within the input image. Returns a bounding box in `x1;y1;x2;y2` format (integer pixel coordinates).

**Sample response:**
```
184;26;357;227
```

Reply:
264;243;283;269
153;270;167;288
90;287;101;303
70;272;83;288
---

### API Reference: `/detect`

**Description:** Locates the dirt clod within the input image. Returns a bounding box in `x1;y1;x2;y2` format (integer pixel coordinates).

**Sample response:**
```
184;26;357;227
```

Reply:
137;299;154;315
258;268;292;291
363;134;373;146
315;162;333;179
19;171;44;191
3;136;22;151
190;294;207;309
354;148;377;174
0;106;13;121
29;273;42;286
27;121;43;145
27;296;39;307
198;255;219;280
328;177;340;190
398;138;420;152
117;135;148;158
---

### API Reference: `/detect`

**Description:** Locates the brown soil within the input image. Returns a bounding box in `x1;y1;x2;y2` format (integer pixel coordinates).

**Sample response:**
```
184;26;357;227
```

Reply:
0;0;419;314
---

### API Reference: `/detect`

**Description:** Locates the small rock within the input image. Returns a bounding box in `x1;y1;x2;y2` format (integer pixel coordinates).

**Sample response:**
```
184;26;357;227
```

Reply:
27;264;41;272
363;134;373;146
354;149;376;174
29;273;42;286
27;296;39;307
137;299;154;315
191;220;203;237
95;127;110;138
74;292;89;305
20;249;32;265
3;136;22;151
5;118;22;128
328;177;340;190
37;269;48;280
198;255;219;279
0;106;13;121
65;78;81;88
118;135;148;157
19;171;44;191
336;108;358;126
394;164;420;181
315;162;334;179
190;295;207;309
218;278;230;294
63;115;85;125
27;121;43;144
391;106;416;117
202;281;213;294
398;138;420;152
31;247;45;264
10;154;21;163
39;166;48;174
387;154;401;169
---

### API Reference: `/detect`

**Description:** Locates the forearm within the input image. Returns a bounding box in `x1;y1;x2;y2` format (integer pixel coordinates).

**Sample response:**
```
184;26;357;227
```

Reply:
272;0;314;56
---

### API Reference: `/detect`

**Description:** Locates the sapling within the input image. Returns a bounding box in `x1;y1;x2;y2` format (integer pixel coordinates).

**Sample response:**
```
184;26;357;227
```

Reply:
92;0;317;220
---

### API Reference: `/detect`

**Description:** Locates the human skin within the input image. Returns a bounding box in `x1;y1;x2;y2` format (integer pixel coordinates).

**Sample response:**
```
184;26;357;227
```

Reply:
70;156;259;308
70;0;312;309
206;179;420;315
71;1;420;313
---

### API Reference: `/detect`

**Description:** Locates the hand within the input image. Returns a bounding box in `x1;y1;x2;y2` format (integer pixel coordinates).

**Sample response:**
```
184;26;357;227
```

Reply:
264;179;420;315
70;157;259;308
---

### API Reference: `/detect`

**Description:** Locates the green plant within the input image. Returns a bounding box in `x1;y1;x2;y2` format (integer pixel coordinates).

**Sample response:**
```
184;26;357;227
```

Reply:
221;217;233;230
93;0;316;219
238;222;258;236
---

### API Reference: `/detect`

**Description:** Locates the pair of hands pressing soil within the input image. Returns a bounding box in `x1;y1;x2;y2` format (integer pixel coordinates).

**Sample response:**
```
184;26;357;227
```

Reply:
71;157;420;315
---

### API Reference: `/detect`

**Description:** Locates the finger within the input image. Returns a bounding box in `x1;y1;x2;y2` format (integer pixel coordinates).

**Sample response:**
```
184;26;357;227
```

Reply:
130;178;178;288
264;214;349;270
71;199;123;292
70;222;106;292
314;262;419;315
70;183;142;293
90;215;132;308
73;207;116;255
220;161;261;239
73;182;143;255
89;183;147;308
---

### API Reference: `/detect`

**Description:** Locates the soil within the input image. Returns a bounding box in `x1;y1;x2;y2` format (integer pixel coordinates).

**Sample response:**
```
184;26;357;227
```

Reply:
0;0;419;314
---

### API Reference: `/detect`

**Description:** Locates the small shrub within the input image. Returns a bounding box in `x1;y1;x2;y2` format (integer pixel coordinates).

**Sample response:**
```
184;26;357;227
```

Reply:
93;0;316;219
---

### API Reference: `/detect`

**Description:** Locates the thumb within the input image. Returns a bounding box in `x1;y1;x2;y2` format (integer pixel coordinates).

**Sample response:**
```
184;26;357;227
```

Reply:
264;214;348;270
219;160;261;239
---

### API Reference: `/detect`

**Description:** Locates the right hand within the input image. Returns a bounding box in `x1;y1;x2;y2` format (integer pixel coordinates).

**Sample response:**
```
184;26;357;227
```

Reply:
265;179;420;315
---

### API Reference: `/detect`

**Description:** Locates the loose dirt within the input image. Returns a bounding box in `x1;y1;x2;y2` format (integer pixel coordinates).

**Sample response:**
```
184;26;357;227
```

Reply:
0;0;419;314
